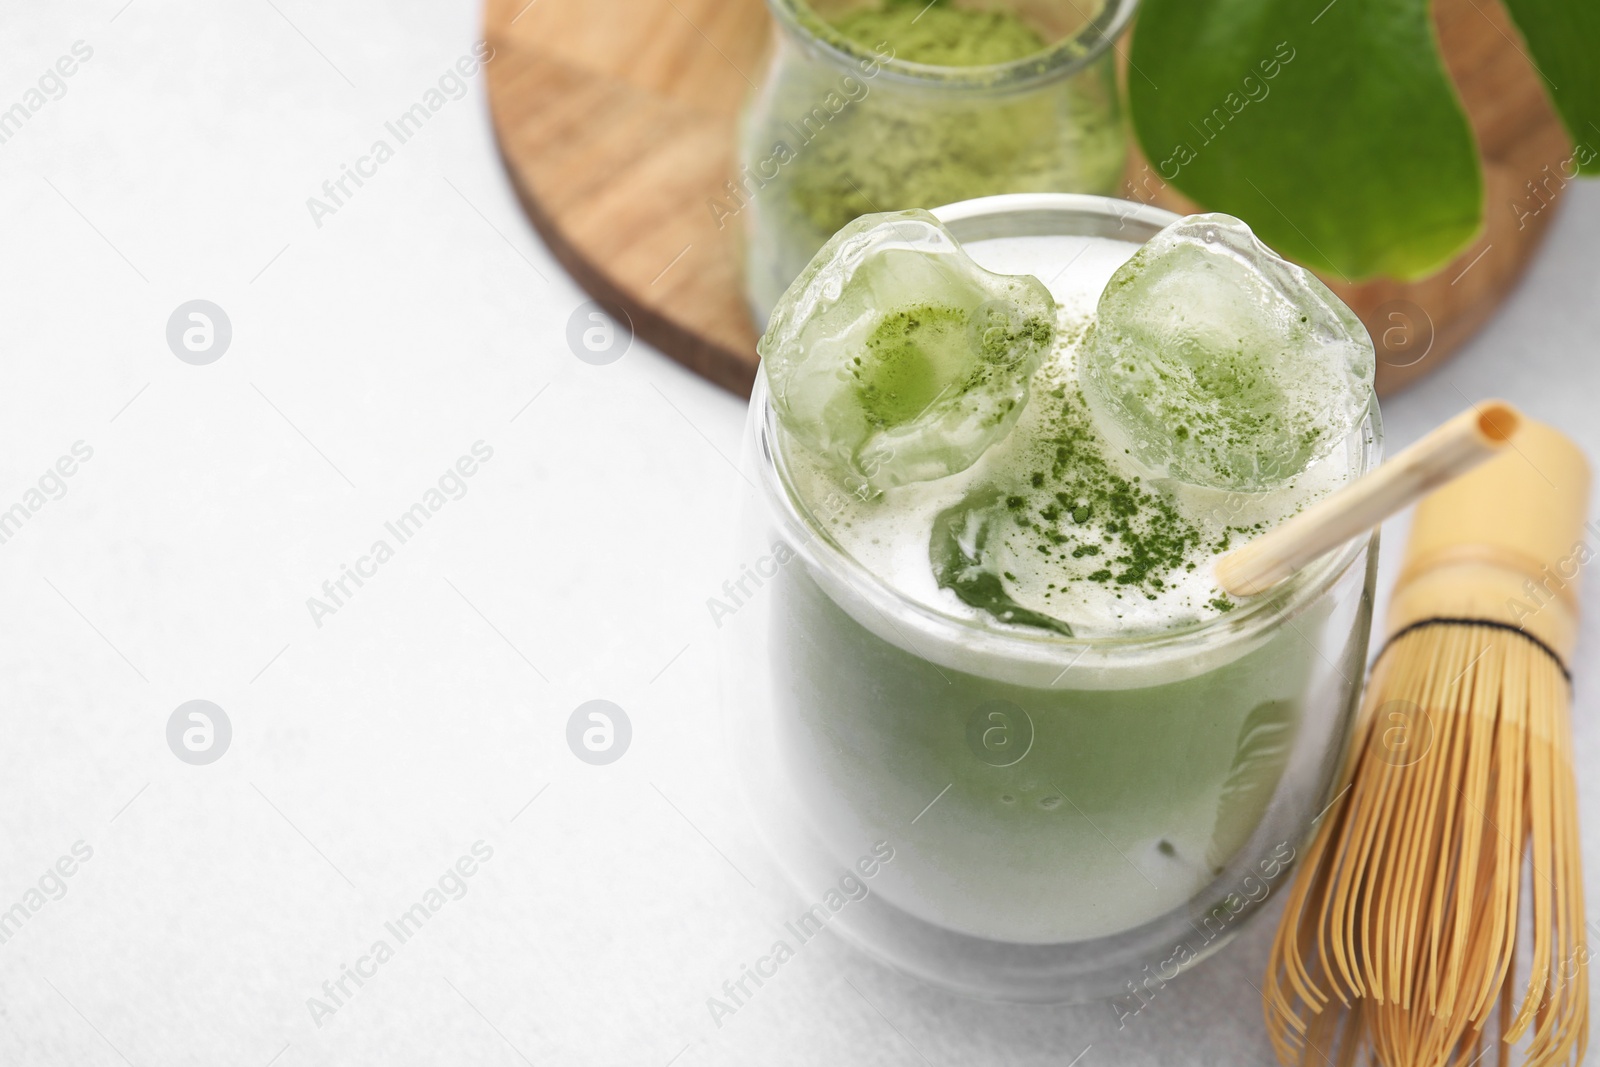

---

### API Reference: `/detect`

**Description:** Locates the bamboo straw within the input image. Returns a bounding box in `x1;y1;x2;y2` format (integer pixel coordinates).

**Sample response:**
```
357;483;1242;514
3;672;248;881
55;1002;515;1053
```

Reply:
1216;401;1522;597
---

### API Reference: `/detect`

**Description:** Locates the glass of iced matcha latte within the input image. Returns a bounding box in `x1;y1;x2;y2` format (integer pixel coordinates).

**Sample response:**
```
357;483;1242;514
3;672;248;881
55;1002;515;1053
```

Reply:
721;194;1382;1002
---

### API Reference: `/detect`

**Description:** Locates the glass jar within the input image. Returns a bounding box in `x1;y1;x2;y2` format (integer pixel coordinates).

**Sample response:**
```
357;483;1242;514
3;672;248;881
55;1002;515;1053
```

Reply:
720;193;1383;1003
736;0;1138;328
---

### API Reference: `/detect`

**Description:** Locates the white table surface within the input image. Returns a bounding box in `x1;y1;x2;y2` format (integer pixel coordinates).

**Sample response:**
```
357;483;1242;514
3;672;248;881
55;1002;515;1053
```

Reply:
3;2;1598;1064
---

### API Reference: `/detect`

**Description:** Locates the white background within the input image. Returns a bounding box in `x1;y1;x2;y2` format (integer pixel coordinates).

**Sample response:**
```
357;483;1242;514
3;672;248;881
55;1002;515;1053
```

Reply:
2;1;1597;1065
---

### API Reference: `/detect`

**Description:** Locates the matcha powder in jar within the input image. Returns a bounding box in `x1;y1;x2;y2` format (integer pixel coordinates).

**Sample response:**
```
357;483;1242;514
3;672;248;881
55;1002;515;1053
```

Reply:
734;0;1137;327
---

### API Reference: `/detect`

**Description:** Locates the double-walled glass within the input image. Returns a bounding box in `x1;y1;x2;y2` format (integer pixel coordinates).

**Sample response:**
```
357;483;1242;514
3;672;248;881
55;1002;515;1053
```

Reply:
737;0;1138;327
721;194;1382;1003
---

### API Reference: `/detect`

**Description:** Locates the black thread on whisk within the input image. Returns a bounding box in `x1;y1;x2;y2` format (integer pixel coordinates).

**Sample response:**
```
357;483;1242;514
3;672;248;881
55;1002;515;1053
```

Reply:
1374;616;1572;684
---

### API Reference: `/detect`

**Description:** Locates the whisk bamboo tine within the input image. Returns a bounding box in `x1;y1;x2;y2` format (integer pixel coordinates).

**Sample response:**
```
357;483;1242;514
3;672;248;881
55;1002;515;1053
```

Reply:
1261;418;1591;1067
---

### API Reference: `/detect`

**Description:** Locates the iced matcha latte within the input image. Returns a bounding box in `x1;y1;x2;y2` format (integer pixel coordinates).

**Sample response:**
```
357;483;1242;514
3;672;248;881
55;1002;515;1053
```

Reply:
725;195;1380;1001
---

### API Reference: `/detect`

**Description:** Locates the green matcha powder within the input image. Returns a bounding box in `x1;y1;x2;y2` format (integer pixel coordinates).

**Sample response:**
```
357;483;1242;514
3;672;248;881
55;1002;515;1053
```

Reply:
741;0;1125;317
831;0;1048;67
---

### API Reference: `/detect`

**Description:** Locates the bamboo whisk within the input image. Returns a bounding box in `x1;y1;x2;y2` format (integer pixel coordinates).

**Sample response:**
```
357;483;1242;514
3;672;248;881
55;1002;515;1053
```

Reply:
1262;418;1591;1067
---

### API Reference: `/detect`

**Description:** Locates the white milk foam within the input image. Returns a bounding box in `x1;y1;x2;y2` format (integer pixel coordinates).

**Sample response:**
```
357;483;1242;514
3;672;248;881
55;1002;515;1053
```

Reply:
786;232;1356;637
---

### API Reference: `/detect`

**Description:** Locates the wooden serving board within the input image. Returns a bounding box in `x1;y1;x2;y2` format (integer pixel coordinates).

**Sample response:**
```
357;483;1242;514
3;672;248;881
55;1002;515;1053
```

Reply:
484;0;1570;397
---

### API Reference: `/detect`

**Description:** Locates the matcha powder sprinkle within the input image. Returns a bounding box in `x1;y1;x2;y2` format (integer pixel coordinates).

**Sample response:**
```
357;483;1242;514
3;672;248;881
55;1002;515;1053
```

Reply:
1016;386;1207;599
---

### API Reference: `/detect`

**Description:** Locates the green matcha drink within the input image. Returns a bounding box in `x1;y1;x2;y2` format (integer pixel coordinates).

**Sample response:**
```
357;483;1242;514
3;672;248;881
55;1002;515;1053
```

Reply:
735;0;1133;325
725;195;1381;1000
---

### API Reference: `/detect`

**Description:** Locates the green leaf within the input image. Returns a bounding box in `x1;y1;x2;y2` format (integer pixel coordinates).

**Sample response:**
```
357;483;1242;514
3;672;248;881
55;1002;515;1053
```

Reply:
1128;0;1484;281
929;490;1075;636
1499;0;1600;173
1206;699;1295;873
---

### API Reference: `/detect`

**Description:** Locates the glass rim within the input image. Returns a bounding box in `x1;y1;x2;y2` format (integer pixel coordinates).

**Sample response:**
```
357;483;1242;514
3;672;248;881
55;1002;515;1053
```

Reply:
764;0;1141;91
752;192;1385;661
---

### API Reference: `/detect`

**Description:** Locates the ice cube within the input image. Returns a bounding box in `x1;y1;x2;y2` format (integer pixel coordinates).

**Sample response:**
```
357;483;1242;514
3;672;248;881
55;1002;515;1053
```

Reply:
759;210;1056;491
1078;214;1374;492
